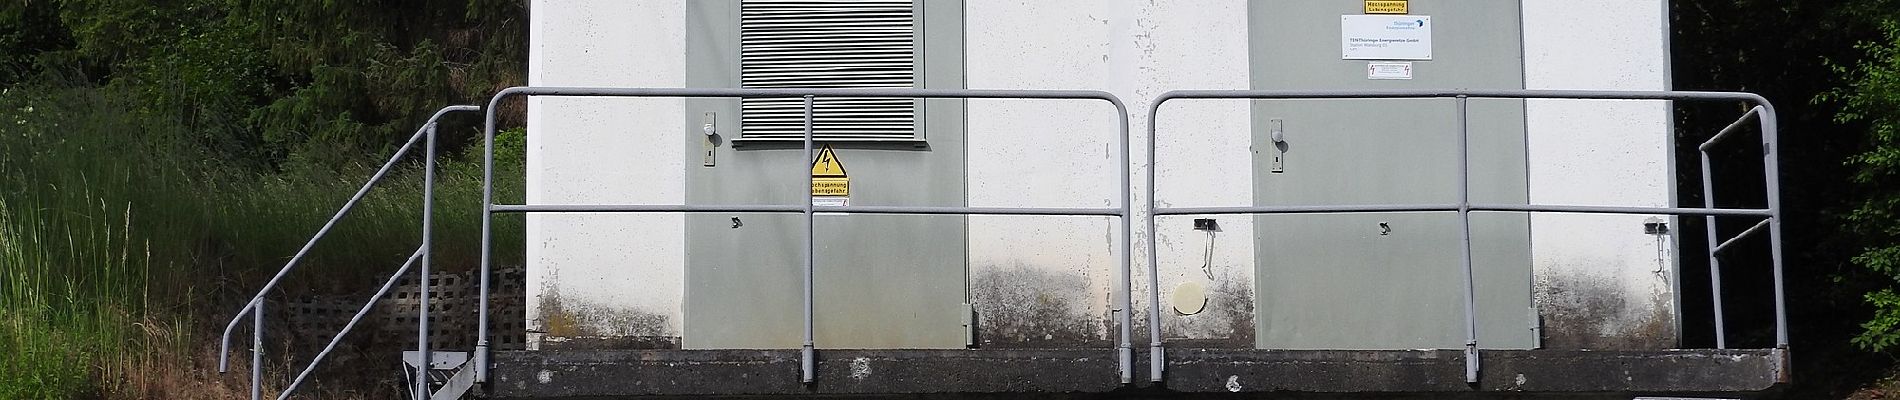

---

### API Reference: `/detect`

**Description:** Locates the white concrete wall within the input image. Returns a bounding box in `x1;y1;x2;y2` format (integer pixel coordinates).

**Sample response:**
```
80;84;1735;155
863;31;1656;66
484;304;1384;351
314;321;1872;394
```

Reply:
524;0;1678;348
964;0;1254;343
526;0;686;342
1522;1;1678;346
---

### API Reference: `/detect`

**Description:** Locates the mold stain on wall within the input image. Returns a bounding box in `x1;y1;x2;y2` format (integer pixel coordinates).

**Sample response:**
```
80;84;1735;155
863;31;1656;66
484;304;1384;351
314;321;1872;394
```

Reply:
969;263;1112;348
533;290;681;350
1534;267;1675;350
1162;265;1255;348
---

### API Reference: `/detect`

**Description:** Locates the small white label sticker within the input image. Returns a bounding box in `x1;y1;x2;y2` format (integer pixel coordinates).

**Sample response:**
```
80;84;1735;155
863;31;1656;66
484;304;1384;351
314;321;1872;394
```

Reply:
812;196;849;207
1368;61;1413;80
1342;15;1432;60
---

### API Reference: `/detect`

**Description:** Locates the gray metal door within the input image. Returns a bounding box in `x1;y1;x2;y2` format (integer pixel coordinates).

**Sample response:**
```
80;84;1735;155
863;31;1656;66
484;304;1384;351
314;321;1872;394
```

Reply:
680;0;968;350
1247;0;1534;349
680;140;969;350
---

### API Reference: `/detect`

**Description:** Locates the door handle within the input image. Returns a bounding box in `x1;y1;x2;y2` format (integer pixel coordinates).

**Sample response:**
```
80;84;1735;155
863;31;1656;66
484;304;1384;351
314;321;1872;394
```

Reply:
1269;118;1286;173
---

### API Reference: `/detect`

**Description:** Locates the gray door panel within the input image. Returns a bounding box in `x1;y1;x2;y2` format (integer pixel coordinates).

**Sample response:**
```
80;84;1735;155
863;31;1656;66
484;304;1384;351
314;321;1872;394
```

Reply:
1248;0;1534;350
681;0;968;349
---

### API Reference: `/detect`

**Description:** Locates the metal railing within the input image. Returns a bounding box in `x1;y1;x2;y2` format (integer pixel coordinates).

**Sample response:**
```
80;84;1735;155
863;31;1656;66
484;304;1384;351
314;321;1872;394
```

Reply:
471;87;1136;384
1144;89;1784;384
217;105;481;400
217;88;1783;395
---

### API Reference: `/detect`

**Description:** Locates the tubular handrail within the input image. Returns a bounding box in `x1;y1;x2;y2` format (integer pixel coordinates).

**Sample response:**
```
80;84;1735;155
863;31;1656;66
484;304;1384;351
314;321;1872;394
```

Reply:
217;105;481;400
1701;106;1764;151
472;87;1135;384
1146;89;1784;385
488;204;1126;216
1155;204;1772;216
1713;219;1773;255
278;246;425;399
1700;104;1770;349
218;122;424;371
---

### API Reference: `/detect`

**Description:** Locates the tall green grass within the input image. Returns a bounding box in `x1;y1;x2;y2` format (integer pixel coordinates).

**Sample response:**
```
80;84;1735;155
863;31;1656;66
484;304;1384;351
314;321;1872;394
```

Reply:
0;83;522;397
0;192;150;398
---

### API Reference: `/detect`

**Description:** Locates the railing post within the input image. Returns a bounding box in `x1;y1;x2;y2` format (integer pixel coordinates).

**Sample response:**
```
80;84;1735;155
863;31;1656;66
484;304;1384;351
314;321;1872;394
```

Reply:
1143;97;1164;384
1758;104;1789;349
416;122;438;400
801;94;818;384
478;95;502;383
1698;151;1727;349
252;301;265;400
1454;95;1480;384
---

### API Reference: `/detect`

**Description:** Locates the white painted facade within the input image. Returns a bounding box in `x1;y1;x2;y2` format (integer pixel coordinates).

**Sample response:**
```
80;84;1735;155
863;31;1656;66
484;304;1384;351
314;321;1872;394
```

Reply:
525;0;1674;347
1522;1;1679;345
525;0;687;341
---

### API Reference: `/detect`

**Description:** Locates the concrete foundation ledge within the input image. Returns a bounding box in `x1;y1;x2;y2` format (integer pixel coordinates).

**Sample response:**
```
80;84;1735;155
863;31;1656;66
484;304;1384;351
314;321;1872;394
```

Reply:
1165;348;1787;397
488;349;1125;398
487;348;1786;399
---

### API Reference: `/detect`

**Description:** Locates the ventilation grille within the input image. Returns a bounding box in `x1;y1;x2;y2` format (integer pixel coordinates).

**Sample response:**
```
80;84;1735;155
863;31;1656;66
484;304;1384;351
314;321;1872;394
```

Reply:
740;0;917;140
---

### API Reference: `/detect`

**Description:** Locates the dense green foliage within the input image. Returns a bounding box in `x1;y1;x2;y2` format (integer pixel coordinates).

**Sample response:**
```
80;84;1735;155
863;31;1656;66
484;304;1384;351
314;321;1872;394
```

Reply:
14;0;528;170
1674;1;1900;397
0;0;526;397
1831;23;1900;352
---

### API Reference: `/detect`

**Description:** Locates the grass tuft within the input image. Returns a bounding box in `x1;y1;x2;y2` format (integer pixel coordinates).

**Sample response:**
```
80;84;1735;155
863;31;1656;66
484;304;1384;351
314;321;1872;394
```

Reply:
0;83;522;398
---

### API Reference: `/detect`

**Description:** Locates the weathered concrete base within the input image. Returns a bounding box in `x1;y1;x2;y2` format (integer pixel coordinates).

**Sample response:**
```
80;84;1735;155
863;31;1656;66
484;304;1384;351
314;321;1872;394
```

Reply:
1167;349;1785;396
487;348;1786;399
489;349;1124;398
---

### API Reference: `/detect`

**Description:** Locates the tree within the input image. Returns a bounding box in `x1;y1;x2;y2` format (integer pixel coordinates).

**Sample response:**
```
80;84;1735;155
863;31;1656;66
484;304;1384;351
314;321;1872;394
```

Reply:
1829;22;1900;352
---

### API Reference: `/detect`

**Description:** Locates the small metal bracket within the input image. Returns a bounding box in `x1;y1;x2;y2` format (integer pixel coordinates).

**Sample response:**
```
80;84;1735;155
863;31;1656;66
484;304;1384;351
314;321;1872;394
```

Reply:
1464;343;1480;384
961;303;977;347
1644;218;1669;235
1529;305;1543;349
403;351;478;400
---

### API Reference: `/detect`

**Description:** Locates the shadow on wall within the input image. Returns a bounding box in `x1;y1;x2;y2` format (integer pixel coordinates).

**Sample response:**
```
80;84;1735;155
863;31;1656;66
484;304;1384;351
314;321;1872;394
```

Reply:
1534;271;1674;350
970;263;1111;348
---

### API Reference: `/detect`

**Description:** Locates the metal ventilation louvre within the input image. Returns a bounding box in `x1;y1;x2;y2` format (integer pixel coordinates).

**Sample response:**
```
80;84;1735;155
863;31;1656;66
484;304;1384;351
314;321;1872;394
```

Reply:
740;0;918;140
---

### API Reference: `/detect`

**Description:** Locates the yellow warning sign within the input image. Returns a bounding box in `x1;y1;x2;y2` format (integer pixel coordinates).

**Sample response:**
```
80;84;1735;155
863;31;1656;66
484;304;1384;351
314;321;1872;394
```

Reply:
1365;0;1407;14
810;145;849;196
812;178;849;196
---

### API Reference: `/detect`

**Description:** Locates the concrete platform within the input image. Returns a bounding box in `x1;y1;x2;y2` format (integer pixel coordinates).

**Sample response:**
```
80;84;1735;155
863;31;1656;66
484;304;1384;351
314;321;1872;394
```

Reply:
486;348;1786;399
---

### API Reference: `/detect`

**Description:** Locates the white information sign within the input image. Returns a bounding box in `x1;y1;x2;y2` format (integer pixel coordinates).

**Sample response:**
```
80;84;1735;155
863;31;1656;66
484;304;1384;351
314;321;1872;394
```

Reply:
1341;15;1432;60
1367;61;1413;80
812;196;849;207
